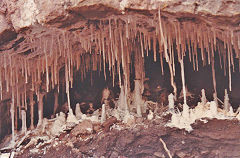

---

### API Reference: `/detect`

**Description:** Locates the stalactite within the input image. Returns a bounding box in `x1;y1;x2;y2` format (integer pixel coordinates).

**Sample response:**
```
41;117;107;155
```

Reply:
10;88;15;143
158;8;176;98
70;56;74;89
160;51;164;75
140;33;144;57
54;57;58;87
65;60;72;113
102;35;107;80
147;35;151;56
24;84;27;110
51;64;54;89
44;41;49;93
211;47;218;106
126;18;129;39
153;36;157;62
227;42;232;91
213;29;217;51
10;56;13;87
16;85;20;119
230;43;234;72
0;69;2;100
24;60;27;84
180;59;187;105
16;67;19;84
196;49;199;71
200;36;205;66
57;35;62;56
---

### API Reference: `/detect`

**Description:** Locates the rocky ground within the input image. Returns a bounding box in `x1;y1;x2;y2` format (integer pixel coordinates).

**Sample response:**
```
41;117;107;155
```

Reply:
1;115;240;158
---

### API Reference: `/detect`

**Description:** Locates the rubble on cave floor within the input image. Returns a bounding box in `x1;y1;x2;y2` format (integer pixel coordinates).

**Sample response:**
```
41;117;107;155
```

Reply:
1;94;240;158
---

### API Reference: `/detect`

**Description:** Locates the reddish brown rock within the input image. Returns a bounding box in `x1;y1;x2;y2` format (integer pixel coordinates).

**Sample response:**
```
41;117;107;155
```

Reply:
102;117;117;132
71;120;93;136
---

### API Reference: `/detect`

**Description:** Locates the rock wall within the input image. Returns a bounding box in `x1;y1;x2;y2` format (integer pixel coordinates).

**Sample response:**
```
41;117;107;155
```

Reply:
0;99;11;142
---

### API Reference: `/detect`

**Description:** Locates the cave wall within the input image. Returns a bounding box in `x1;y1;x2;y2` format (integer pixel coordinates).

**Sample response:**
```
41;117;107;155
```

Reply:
0;100;11;142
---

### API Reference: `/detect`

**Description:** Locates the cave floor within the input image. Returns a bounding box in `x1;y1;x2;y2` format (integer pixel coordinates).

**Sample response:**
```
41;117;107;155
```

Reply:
14;117;240;158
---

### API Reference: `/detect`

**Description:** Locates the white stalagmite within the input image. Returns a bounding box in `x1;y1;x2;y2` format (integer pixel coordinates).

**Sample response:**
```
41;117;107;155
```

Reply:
37;93;44;127
147;110;153;120
118;85;125;111
209;101;218;116
66;109;78;124
75;103;83;120
101;104;106;123
21;109;27;135
168;93;174;110
133;48;144;117
201;89;207;105
213;92;218;107
224;89;230;112
134;80;143;117
50;112;66;136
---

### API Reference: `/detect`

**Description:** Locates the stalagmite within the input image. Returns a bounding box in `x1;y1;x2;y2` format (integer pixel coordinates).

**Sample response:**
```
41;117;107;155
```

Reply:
21;108;27;135
118;85;128;112
210;101;218;116
101;104;106;123
201;89;207;105
224;89;230;112
133;47;144;117
37;93;44;127
75;103;83;120
134;79;143;117
30;91;34;130
168;93;174;110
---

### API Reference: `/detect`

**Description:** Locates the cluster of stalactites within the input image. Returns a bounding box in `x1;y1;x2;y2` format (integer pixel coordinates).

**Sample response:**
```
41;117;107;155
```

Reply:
0;10;239;141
